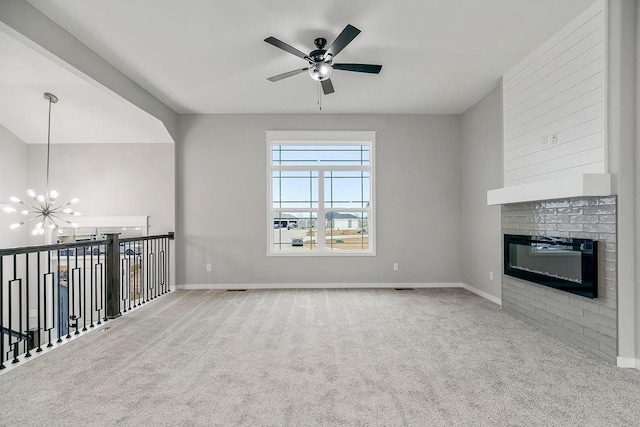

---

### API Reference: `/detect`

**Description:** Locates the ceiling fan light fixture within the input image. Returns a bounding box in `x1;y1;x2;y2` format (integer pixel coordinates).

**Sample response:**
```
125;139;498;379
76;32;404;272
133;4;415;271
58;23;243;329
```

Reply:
308;62;333;81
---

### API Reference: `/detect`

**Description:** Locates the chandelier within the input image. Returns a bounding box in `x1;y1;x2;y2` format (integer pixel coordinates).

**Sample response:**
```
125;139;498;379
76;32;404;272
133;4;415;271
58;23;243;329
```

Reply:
4;93;80;236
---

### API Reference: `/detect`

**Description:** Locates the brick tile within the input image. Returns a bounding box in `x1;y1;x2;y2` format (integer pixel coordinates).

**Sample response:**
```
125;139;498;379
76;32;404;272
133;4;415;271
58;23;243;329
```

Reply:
584;205;616;215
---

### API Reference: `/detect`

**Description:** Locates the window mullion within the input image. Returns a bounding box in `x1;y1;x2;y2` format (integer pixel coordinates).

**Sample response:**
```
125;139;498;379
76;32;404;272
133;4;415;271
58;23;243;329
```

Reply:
317;170;325;250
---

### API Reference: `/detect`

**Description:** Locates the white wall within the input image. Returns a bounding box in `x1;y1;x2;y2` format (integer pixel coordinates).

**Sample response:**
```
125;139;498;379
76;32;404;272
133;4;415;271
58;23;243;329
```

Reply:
461;87;503;300
0;124;28;248
502;0;606;186
177;114;462;286
27;143;175;235
503;0;607;186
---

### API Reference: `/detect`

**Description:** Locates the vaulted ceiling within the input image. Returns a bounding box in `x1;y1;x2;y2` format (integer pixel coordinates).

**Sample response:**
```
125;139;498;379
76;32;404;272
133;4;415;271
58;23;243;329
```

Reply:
1;0;595;143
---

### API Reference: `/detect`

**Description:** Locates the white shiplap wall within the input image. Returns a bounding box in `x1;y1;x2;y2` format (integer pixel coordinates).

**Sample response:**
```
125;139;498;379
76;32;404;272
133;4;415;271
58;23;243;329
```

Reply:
503;0;606;187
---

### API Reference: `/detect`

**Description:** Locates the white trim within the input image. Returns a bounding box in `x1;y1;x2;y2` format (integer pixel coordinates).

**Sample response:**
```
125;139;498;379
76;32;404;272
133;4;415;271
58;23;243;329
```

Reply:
617;357;640;369
267;251;376;257
178;282;465;290
71;215;149;228
179;282;502;306
267;132;376;256
272;165;371;172
487;173;612;205
266;130;377;143
461;283;502;306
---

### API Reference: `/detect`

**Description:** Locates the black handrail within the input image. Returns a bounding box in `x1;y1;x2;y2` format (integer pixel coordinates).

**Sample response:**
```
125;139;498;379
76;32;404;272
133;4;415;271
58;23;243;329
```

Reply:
0;232;174;256
0;326;28;340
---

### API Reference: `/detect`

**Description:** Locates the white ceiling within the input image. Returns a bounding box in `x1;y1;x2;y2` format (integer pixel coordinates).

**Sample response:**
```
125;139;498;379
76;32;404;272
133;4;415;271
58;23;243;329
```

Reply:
0;27;173;144
24;0;595;115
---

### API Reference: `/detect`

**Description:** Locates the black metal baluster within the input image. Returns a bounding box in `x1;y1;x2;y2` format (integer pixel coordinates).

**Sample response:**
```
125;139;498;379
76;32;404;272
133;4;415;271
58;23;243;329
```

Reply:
0;255;5;369
160;239;165;295
90;247;95;328
72;266;80;336
154;239;158;299
70;251;76;336
168;234;172;293
163;238;167;294
36;252;42;352
11;254;20;363
82;248;87;331
25;254;31;357
128;249;132;311
57;250;62;343
149;240;158;299
66;250;72;339
164;238;168;294
143;239;148;304
124;250;131;311
95;258;103;326
133;250;138;308
121;257;127;313
103;246;108;323
46;250;53;347
150;239;154;298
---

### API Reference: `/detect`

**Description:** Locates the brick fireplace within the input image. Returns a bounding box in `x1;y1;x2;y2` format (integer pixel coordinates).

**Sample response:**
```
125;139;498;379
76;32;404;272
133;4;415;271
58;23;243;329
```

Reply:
501;196;617;362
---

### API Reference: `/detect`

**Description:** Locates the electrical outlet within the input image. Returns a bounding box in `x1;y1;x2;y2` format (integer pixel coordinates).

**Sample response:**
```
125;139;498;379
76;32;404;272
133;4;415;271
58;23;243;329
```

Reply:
393;263;399;271
551;132;558;144
489;271;494;281
206;264;212;272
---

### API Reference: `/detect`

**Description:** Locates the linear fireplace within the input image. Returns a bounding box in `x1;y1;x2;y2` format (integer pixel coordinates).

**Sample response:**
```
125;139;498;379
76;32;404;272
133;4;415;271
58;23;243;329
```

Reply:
504;234;598;299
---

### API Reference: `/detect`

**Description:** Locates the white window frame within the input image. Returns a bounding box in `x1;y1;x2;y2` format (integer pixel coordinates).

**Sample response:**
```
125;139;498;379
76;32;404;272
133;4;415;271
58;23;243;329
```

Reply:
266;130;376;256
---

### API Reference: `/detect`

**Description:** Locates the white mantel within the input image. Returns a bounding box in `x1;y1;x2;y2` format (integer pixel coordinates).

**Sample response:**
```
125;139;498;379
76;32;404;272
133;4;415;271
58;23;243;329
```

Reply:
487;173;612;205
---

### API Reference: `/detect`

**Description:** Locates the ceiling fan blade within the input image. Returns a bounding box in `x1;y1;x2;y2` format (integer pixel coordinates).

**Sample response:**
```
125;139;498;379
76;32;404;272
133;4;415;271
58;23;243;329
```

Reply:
264;37;310;61
321;79;335;95
333;63;382;74
267;68;309;82
325;24;361;59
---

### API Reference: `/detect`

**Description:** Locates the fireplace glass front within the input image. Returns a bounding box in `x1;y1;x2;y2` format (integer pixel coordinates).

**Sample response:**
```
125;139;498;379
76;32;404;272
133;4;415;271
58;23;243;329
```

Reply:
504;234;598;298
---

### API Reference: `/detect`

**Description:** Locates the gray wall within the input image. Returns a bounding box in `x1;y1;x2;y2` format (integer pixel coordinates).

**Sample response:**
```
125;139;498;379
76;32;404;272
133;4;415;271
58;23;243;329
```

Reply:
460;86;503;299
607;0;638;363
177;114;462;286
635;0;640;362
0;125;28;248
27;143;175;235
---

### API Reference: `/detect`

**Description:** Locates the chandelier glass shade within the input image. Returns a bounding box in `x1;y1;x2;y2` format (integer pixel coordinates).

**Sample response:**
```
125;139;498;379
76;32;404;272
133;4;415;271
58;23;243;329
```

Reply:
308;62;333;81
4;93;80;236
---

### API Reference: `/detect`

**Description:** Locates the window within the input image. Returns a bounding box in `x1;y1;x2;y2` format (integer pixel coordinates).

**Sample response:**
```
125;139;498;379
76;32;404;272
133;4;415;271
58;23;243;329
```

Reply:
267;131;376;256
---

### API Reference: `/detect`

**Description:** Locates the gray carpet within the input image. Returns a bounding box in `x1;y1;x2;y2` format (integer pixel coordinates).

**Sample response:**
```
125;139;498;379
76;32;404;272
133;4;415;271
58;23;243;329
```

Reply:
1;288;640;426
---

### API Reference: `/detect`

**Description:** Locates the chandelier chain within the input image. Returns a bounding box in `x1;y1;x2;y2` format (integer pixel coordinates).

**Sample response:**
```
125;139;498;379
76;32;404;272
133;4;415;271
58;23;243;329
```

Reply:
46;95;52;194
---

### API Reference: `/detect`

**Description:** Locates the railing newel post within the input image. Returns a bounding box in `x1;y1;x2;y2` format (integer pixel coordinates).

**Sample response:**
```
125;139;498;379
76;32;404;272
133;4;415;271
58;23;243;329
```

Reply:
105;233;121;319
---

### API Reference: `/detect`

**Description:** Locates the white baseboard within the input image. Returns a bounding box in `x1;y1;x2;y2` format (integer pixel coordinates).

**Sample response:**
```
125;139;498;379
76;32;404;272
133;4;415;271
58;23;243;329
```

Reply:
617;357;640;369
461;283;502;306
177;282;501;306
178;282;464;290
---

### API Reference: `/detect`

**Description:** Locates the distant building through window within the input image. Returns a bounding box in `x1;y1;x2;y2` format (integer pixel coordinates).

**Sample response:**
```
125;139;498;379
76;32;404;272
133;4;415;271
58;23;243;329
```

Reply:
267;131;375;256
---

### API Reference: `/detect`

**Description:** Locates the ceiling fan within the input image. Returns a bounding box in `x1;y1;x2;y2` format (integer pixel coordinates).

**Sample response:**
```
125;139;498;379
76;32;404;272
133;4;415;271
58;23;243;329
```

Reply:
264;24;382;95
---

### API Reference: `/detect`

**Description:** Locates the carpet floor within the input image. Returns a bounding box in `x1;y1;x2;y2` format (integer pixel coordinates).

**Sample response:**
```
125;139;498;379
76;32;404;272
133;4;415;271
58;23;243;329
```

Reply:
1;288;640;426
